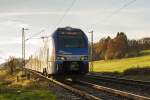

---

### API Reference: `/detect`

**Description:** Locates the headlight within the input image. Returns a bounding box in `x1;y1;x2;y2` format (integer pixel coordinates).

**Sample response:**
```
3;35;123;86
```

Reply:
80;56;84;60
80;56;88;60
56;56;66;60
60;57;65;60
56;56;61;60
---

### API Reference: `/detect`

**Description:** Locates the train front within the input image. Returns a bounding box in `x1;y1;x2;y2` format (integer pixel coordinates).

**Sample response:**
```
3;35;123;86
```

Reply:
53;27;89;78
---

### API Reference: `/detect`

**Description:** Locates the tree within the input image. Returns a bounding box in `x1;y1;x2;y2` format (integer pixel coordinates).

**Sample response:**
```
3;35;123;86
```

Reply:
7;57;17;75
105;32;128;59
92;32;147;60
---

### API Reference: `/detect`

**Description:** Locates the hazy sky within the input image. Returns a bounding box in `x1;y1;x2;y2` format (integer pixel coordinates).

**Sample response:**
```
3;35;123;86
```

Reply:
0;0;150;63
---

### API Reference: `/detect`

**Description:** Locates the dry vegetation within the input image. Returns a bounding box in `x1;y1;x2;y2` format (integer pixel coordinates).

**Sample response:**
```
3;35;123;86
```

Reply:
0;69;56;100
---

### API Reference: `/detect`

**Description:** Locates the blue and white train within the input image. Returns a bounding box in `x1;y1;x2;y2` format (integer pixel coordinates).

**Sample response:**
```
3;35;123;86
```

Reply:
26;27;89;79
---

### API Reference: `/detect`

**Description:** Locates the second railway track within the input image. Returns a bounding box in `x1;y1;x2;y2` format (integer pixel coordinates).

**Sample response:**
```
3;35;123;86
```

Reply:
87;73;150;87
82;73;150;98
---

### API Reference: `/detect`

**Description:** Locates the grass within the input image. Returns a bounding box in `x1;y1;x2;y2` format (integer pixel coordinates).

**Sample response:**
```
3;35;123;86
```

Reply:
0;89;56;100
92;50;150;72
0;69;56;100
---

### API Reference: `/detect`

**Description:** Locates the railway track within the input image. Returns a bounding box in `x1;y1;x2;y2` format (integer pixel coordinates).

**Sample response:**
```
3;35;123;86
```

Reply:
24;69;150;100
81;73;150;98
25;69;100;100
87;73;150;87
63;80;130;100
75;80;150;100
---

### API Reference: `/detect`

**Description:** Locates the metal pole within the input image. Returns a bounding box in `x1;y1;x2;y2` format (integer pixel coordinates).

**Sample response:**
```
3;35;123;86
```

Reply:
91;31;93;73
22;28;25;70
22;28;27;70
89;30;93;73
24;30;25;69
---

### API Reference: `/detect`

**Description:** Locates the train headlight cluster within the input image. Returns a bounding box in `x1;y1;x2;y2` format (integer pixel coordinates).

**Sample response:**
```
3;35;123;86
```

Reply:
56;56;66;60
80;56;88;60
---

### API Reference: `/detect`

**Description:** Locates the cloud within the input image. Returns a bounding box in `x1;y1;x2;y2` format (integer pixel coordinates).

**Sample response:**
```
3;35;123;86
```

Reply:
19;23;31;28
0;11;98;20
0;12;58;17
0;20;31;38
0;20;31;28
0;41;41;61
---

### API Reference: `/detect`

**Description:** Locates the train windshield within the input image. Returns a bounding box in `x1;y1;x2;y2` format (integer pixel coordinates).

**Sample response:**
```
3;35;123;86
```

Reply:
58;32;86;48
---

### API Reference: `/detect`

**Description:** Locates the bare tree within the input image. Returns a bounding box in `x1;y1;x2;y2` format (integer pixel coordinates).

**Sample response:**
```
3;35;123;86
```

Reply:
7;57;16;75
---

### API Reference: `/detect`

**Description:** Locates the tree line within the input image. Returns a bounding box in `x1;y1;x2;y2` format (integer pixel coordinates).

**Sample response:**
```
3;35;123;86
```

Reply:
92;32;150;60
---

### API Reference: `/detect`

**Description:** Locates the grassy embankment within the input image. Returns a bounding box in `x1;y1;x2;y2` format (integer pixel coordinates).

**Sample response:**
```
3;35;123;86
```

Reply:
93;50;150;72
0;69;56;100
92;50;150;81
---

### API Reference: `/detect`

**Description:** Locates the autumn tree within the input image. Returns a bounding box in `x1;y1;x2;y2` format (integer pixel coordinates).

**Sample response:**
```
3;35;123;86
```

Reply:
92;32;149;60
104;32;128;59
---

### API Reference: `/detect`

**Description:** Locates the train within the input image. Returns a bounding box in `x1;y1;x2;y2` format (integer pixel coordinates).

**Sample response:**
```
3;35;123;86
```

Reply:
25;26;89;79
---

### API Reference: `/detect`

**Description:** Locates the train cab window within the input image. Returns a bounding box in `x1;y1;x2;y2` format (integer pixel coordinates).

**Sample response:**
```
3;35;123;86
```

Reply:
57;31;86;48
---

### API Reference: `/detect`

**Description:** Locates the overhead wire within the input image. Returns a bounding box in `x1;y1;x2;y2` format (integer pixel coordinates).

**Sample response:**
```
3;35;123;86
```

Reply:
88;0;137;29
2;0;136;40
25;30;45;41
24;0;76;39
52;0;77;30
105;0;136;22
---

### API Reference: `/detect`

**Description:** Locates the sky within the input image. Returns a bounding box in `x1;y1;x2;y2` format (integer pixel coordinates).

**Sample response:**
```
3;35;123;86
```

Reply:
0;0;150;63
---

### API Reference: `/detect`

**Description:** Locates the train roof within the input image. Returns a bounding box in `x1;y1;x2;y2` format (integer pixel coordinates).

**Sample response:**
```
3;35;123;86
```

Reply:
57;26;82;32
51;26;86;37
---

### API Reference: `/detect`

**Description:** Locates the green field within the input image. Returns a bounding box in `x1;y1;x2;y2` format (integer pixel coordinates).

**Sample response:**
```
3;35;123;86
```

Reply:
93;50;150;72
